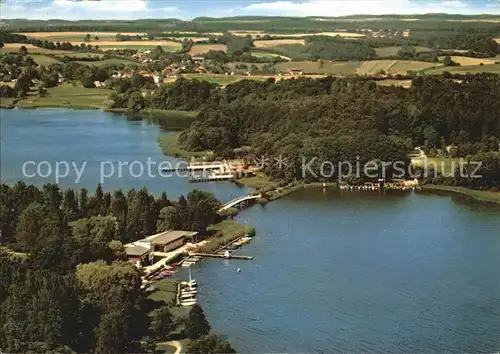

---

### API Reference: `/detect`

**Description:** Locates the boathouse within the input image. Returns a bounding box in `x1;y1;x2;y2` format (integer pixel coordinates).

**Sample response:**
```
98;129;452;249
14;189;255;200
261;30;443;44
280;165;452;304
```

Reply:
133;230;199;253
150;230;198;252
125;244;150;268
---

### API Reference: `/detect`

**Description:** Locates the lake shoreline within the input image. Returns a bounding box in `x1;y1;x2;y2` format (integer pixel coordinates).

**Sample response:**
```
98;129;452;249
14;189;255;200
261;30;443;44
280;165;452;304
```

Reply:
420;184;500;205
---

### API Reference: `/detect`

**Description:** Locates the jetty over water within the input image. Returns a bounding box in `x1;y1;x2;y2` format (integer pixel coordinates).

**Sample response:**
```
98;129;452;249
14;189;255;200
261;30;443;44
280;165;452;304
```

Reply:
218;194;262;212
189;253;254;260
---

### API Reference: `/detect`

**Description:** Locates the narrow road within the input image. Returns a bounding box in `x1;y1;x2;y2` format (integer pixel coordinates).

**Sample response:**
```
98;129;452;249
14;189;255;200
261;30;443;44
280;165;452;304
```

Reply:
157;340;182;354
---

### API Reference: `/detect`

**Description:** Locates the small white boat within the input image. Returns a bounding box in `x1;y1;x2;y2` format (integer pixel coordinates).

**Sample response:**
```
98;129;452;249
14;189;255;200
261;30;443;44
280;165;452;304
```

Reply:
181;293;197;299
181;299;197;306
181;288;197;295
181;261;194;267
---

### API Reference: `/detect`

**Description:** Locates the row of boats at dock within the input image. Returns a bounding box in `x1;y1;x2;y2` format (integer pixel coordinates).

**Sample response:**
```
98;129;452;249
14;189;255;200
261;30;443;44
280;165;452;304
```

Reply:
179;267;198;306
181;256;202;267
150;233;254;307
339;180;420;191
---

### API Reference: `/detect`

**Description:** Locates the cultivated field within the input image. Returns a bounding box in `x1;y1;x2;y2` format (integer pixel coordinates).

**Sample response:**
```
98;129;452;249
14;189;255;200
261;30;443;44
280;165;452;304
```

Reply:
423;63;500;75
229;30;265;36
29;54;62;66
357;60;439;75
374;46;433;57
188;44;227;55
71;40;182;50
21;31;144;38
254;39;305;48
273;32;365;38
182;73;266;85
438;56;497;66
375;79;412;88
251;51;291;60
169;37;209;42
272;60;361;75
0;43;73;54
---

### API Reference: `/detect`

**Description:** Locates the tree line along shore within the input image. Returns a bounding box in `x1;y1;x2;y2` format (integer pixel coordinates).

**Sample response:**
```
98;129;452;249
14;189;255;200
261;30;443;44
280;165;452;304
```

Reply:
1;48;499;203
0;181;257;353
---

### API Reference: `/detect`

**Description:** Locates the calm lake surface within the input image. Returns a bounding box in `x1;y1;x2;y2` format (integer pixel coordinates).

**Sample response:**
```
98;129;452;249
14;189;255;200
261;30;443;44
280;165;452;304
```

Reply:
187;189;500;353
0;108;248;200
2;109;500;352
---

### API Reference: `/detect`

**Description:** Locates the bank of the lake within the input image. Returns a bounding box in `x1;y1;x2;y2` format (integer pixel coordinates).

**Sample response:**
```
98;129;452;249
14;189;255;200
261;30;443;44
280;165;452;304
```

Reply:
421;184;500;205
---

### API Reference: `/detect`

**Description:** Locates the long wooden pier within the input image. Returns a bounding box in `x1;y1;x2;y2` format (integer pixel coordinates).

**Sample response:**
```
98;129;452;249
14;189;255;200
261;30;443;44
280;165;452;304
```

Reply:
189;253;253;260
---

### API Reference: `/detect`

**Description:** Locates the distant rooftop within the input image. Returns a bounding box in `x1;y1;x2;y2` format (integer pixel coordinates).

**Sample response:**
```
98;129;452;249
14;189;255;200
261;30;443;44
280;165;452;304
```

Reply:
125;244;149;257
142;230;198;245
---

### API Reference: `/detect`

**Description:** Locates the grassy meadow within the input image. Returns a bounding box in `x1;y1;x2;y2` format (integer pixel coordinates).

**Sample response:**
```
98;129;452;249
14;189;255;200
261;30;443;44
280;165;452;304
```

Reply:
272;60;361;75
158;132;211;159
188;44;227;55
423;63;500;75
356;59;440;75
374;46;433;57
0;43;74;55
253;39;306;48
16;83;112;109
181;73;266;85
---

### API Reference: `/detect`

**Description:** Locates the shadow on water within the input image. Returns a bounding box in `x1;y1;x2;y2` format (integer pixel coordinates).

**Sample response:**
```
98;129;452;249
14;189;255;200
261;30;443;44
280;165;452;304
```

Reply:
417;189;500;212
117;110;196;132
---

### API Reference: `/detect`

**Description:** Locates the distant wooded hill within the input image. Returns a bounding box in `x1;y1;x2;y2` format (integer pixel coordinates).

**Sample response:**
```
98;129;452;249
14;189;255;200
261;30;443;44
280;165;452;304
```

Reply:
1;14;500;34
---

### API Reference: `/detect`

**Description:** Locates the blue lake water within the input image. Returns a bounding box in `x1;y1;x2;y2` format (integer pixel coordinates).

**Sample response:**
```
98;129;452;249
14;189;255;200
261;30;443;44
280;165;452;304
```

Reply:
184;189;500;353
2;108;500;352
0;108;249;201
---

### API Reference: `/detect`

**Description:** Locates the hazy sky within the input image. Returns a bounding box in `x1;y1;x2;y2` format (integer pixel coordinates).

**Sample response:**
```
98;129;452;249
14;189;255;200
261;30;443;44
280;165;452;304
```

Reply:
1;0;500;20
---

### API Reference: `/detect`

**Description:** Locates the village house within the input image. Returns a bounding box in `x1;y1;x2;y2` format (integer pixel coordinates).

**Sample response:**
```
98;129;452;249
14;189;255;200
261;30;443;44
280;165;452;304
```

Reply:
191;56;205;64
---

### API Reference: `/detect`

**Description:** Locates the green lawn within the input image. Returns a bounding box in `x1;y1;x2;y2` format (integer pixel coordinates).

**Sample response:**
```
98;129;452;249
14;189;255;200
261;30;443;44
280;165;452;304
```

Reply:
158;131;212;159
0;97;17;108
16;83;112;109
197;220;256;254
146;278;178;306
30;54;62;66
237;172;279;189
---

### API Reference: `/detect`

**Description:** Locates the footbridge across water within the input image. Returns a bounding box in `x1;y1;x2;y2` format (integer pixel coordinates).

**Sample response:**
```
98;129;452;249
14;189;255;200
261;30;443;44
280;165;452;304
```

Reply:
218;194;262;212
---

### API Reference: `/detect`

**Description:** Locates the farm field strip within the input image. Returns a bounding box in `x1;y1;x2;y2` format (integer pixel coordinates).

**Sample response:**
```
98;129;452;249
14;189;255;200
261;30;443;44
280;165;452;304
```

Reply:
254;39;305;48
188;44;227;55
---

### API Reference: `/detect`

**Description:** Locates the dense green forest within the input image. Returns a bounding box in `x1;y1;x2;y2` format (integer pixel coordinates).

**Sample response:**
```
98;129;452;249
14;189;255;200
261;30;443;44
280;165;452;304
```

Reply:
106;75;500;188
0;183;234;353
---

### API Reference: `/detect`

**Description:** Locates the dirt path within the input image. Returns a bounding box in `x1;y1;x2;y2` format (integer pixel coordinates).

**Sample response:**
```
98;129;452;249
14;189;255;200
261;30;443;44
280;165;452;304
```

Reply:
157;340;182;354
